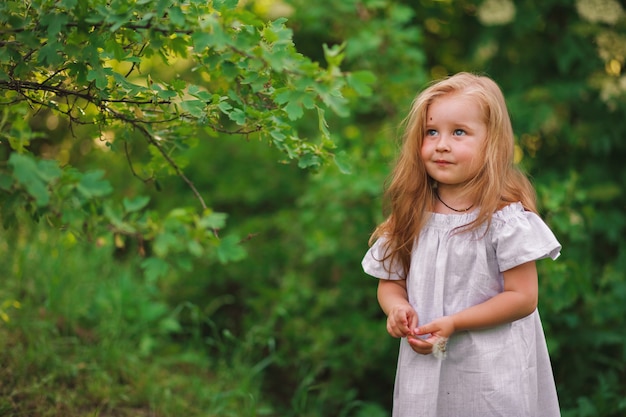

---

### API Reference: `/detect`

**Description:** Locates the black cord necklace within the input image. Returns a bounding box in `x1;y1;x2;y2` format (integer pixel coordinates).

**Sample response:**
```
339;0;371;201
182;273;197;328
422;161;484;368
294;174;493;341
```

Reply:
435;190;474;213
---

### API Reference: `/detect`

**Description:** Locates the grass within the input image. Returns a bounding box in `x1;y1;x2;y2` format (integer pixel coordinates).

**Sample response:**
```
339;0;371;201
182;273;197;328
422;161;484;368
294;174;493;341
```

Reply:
0;224;272;417
0;220;393;417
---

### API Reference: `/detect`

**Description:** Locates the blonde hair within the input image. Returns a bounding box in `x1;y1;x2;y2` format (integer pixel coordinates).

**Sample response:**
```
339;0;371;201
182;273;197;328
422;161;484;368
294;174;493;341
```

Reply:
370;72;537;277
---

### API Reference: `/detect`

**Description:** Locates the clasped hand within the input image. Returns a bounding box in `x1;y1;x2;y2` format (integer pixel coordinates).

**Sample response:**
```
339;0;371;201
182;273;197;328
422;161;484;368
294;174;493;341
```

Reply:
386;305;455;355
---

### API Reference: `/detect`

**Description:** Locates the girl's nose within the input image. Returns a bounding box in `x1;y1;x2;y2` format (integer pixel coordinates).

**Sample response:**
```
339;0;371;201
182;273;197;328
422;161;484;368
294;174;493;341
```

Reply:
435;136;451;152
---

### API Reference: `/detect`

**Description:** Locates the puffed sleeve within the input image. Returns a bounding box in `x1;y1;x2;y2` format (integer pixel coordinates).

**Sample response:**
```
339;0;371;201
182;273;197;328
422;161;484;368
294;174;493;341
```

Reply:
491;203;562;272
361;237;405;280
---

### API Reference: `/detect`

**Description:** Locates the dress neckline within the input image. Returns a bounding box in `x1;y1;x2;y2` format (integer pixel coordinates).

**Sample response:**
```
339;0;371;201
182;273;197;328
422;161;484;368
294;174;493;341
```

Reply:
426;202;524;228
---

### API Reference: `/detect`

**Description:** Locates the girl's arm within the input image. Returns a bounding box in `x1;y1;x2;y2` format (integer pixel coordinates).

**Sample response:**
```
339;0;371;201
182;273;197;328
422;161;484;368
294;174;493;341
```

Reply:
412;261;538;350
377;279;422;339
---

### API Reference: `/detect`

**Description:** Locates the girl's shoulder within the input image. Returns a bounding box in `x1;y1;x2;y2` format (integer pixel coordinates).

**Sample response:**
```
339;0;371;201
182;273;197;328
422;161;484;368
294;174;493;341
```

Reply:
489;202;562;269
489;202;559;245
490;201;549;232
492;201;527;222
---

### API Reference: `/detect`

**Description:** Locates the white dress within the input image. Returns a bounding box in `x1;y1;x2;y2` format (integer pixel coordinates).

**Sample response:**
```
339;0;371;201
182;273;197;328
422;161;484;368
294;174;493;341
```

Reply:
362;203;562;417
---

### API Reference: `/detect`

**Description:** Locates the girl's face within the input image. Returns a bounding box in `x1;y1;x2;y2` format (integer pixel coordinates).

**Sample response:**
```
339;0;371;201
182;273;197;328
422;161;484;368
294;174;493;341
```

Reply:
421;93;487;192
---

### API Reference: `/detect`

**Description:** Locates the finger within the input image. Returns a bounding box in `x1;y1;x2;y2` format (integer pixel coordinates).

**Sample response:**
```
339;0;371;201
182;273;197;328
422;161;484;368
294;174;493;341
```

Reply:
387;318;407;338
416;323;435;336
408;335;431;347
394;312;411;336
407;311;419;335
407;336;432;354
387;321;399;337
389;327;405;338
408;343;429;354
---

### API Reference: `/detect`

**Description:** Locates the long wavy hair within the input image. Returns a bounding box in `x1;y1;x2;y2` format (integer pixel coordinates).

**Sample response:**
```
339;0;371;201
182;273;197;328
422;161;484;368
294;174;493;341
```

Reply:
370;72;537;277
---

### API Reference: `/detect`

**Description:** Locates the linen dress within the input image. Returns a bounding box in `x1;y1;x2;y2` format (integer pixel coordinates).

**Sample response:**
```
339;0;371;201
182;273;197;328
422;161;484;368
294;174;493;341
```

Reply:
362;203;561;417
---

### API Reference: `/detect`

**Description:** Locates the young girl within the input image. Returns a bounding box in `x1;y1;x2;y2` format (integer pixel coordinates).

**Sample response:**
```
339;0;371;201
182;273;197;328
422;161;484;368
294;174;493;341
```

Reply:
362;72;561;417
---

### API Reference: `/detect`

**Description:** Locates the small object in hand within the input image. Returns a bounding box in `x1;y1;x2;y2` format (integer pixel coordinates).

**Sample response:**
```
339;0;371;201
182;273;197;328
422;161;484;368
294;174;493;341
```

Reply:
432;336;448;360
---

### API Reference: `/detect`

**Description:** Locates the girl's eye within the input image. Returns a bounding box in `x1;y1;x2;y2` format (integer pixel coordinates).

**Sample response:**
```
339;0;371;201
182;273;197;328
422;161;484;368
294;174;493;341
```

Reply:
426;129;438;136
453;129;466;136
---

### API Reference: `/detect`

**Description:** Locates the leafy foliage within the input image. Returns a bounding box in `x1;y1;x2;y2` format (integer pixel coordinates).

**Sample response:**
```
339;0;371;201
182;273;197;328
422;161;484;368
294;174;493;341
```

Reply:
0;0;372;272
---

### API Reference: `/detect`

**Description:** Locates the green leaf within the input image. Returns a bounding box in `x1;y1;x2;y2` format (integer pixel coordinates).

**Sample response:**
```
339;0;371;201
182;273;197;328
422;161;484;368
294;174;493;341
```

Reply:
297;153;321;169
229;108;246;125
317;106;330;139
334;151;353;175
218;101;233;113
346;70;376;97
154;0;171;16
262;18;291;45
37;160;64;182
8;154;60;207
109;10;132;32
317;86;349;117
187;239;204;257
77;171;113;198
216;234;246;264
104;38;127;61
275;88;309;120
284;100;303;120
198;212;227;230
168;7;186;26
123;196;151;213
153;231;178;257
140;257;170;283
41;12;69;39
39;42;64;66
103;203;136;233
323;42;346;68
86;67;111;89
188;85;212;101
213;0;240;11
180;99;206;118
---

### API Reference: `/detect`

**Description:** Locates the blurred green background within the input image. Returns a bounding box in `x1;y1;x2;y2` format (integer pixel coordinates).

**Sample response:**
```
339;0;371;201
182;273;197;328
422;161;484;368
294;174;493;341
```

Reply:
1;0;625;416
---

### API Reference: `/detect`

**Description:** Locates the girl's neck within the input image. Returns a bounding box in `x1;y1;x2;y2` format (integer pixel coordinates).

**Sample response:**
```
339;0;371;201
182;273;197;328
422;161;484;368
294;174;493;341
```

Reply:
434;188;475;214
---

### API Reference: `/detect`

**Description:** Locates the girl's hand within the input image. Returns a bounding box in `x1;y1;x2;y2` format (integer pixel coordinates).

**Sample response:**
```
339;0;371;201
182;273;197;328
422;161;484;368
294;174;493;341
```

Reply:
377;279;418;339
385;304;419;338
416;315;456;342
407;316;456;355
